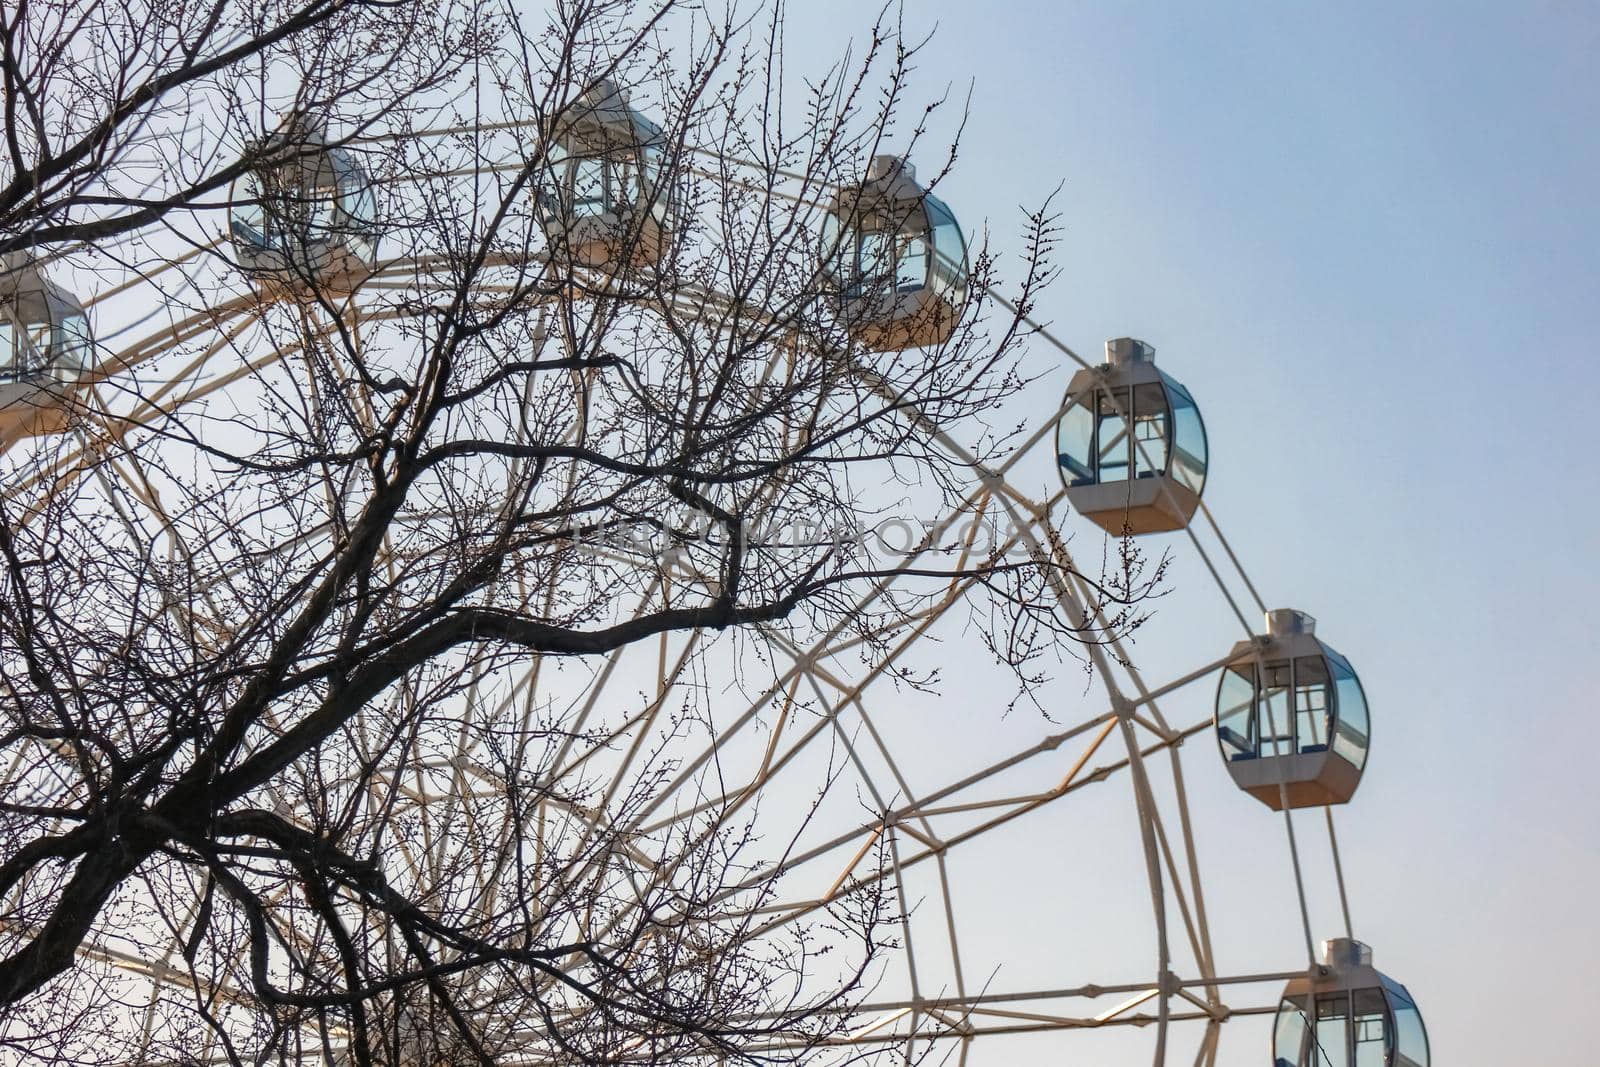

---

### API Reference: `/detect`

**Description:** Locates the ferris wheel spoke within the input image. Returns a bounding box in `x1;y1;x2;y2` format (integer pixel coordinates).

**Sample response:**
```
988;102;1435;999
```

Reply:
626;666;812;839
975;476;1185;1040
778;666;966;1023
885;829;923;1066
0;901;266;1029
83;294;260;404
681;968;1299;1026
536;578;670;783
932;848;970;1006
1159;747;1221;989
620;648;935;856
1141;779;1217;985
78;407;253;653
4;303;259;499
1046;585;1223;999
712;715;1201;945
6;278;560;513
724;705;1126;904
1093;641;1227;991
717;994;1278;1054
514;640;712;924
404;624;724;931
125;860;222;1057
591;609;705;822
77;241;224;314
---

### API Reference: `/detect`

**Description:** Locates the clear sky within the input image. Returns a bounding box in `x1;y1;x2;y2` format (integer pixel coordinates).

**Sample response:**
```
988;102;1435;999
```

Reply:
763;1;1600;1064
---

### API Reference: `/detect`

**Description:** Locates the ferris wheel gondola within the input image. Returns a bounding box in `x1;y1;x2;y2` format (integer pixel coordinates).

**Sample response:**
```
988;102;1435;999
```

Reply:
1056;337;1208;535
1273;939;1430;1067
228;118;382;297
1216;609;1372;810
823;155;969;352
534;79;675;272
0;252;94;439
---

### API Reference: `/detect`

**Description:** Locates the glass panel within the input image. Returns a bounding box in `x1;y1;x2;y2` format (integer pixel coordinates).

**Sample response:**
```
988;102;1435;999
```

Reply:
328;153;374;262
266;171;297;246
1351;988;1389;1067
1293;655;1332;754
334;153;367;222
1217;664;1256;761
535;140;569;222
821;213;844;282
25;322;50;370
305;179;337;239
56;314;91;371
1385;981;1430;1067
641;144;671;222
1312;993;1350;1067
895;231;928;293
1329;650;1370;770
0;318;16;378
345;230;375;265
338;176;377;237
241;163;341;254
1057;400;1095;485
572;157;607;214
1166;375;1208;493
613;154;638;212
1259;659;1294;758
925;194;967;302
1130;381;1169;478
639;142;661;188
1274;996;1311;1067
853;230;891;298
265;170;298;249
1094;387;1133;483
229;172;269;249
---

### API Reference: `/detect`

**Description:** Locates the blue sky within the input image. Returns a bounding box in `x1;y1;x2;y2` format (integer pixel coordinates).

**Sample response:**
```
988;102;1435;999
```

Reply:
763;2;1599;1063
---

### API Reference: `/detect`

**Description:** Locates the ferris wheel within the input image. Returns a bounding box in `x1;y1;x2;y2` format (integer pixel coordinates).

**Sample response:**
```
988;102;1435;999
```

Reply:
0;79;1432;1067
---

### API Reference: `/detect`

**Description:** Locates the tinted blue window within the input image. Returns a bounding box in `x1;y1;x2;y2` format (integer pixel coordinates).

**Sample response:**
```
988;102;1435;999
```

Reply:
895;232;928;292
1274;997;1311;1066
925;194;967;303
230;171;270;249
1352;987;1389;1067
1384;980;1430;1067
573;157;607;213
1057;400;1095;484
1164;374;1208;494
853;231;891;298
230;147;378;267
0;319;17;378
56;313;92;371
1258;659;1294;758
1328;648;1370;770
1217;665;1256;761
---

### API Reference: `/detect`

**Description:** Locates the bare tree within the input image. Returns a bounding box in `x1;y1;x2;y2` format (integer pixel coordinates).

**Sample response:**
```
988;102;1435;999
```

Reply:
0;1;1163;1063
